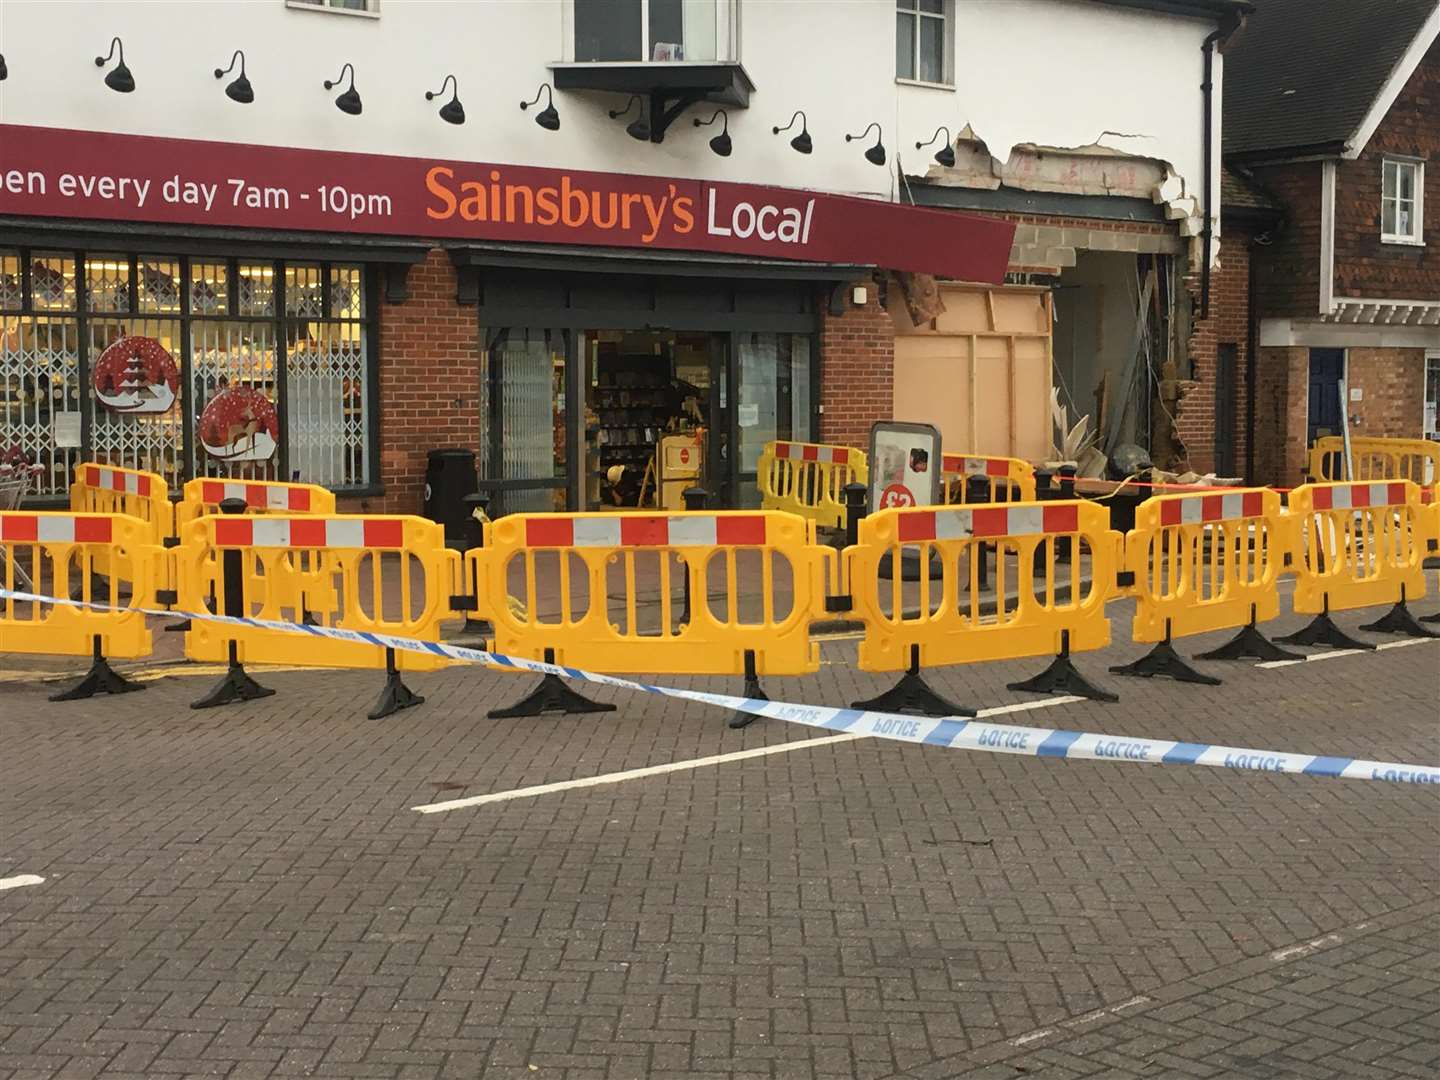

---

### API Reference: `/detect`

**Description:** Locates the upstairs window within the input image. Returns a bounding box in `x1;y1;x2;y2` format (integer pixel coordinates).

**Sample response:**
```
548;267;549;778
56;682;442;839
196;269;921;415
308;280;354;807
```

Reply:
1381;158;1423;244
572;0;734;62
896;0;951;86
286;0;379;15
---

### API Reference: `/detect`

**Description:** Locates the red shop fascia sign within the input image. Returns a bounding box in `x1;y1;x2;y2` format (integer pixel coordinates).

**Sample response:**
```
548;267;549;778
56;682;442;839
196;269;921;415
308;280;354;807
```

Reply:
0;124;1015;283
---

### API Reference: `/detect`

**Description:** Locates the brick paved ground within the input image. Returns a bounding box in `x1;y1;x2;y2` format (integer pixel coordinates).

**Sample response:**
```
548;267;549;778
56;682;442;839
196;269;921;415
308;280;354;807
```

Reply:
1;600;1437;1079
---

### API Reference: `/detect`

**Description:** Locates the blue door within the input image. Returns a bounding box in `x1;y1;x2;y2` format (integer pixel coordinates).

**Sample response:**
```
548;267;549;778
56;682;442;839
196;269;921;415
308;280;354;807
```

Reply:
1307;348;1345;444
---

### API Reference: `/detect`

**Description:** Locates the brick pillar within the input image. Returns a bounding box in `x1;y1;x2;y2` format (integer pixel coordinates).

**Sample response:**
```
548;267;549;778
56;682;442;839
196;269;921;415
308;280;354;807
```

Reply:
818;275;896;451
355;249;479;515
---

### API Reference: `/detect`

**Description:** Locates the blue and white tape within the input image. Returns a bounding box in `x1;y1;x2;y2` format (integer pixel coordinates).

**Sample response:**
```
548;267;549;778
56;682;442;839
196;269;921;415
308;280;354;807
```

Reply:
3;587;1437;786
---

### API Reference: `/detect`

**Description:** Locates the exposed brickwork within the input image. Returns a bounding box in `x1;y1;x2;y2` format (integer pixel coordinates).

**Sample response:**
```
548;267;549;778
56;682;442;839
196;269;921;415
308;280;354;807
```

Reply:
1180;222;1256;477
346;249;479;515
818;273;895;451
1344;347;1428;437
1253;345;1309;484
1335;40;1440;301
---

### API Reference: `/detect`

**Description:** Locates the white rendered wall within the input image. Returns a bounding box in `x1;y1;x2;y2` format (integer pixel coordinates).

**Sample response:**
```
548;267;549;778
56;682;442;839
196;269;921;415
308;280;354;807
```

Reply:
0;0;1218;220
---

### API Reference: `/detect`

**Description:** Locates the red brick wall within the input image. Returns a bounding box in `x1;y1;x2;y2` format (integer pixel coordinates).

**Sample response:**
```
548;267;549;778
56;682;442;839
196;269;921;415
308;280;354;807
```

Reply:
1247;163;1322;318
341;248;479;514
1344;347;1428;437
1334;40;1440;301
817;274;895;451
1180;221;1255;476
1252;345;1309;485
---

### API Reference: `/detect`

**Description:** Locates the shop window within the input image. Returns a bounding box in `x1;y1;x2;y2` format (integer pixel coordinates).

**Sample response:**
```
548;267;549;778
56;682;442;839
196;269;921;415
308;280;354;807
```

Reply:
896;0;952;86
737;332;813;496
1381;158;1423;244
1425;353;1439;443
286;0;379;15
571;0;733;62
0;248;376;500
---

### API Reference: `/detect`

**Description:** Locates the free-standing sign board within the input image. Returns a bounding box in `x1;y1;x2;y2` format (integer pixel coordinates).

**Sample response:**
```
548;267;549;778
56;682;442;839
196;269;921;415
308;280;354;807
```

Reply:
868;422;942;511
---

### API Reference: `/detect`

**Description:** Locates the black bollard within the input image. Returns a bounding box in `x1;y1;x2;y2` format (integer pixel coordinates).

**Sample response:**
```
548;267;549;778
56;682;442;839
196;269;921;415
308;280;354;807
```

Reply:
192;497;275;709
843;481;868;550
966;474;991;591
679;486;707;627
456;492;491;636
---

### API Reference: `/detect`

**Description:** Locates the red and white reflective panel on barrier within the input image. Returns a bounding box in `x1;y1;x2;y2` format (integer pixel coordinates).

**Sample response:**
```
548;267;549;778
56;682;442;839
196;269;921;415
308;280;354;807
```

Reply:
895;504;1080;542
1157;491;1266;526
1310;483;1409;511
0;515;115;543
200;481;313;512
524;515;769;549
83;466;151;497
942;455;1011;478
213;517;404;549
774;443;850;465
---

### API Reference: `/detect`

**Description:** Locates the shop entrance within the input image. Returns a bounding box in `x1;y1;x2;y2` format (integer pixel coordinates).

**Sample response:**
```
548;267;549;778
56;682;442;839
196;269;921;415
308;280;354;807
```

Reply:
463;253;832;516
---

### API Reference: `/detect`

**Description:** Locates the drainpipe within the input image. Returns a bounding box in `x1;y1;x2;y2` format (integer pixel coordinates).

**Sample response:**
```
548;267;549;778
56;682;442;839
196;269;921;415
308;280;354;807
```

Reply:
1200;29;1223;321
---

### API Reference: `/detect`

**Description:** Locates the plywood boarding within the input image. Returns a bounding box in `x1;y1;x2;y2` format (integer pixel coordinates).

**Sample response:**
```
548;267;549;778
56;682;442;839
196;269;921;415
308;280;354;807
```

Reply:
891;284;1051;461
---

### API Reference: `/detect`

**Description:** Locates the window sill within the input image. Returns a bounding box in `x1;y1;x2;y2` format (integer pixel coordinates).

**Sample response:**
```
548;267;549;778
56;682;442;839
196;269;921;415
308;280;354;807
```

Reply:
1380;236;1425;247
284;2;380;19
895;77;955;92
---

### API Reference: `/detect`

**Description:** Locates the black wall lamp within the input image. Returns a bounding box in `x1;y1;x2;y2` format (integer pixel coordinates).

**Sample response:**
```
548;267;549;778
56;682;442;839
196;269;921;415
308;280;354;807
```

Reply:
846;121;886;167
0;53;8;82
609;95;650;142
426;74;464;125
773;110;811;154
520;83;559;131
693;109;731;157
94;37;134;94
213;50;253;104
323;63;361;116
916;126;956;167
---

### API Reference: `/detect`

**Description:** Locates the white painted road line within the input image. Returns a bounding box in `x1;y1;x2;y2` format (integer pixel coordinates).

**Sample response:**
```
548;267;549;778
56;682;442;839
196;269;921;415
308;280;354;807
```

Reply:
1258;636;1436;668
0;874;44;891
1271;933;1343;963
413;696;1079;814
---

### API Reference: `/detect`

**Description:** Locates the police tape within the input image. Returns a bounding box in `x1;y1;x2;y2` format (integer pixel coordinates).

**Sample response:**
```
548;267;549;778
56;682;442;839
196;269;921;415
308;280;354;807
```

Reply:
3;587;1438;786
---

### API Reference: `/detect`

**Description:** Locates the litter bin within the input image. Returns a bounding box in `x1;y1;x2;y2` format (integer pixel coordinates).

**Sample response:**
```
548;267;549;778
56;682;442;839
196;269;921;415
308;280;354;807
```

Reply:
424;448;478;550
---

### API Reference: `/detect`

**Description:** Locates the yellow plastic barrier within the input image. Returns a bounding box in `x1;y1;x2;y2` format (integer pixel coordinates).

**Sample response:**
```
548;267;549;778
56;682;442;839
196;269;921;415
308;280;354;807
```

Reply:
758;440;868;531
470;509;830;676
175;478;336;531
69;463;173;545
1124;488;1285;642
1307;436;1439;487
1287;480;1429;615
848;500;1119;672
941;453;1037;504
0;511;159;664
175;514;459;671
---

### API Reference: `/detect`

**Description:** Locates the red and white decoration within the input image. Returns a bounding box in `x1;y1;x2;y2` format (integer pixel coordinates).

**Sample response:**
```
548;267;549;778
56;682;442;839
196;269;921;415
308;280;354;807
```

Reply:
199;385;279;463
82;465;154;497
214;517;403;550
1157;491;1267;526
0;514;114;543
942;455;1012;478
774;442;851;465
92;336;179;415
200;480;313;511
525;514;769;549
895;504;1081;542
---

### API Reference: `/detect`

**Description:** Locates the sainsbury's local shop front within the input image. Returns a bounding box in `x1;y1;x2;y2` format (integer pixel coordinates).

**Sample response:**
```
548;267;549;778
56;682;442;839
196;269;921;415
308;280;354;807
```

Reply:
0;124;1014;512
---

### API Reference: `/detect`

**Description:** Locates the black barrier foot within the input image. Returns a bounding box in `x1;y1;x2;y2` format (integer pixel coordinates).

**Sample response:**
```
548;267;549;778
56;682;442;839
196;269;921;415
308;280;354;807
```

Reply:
851;645;978;718
191;643;275;709
1110;621;1222;686
727;650;767;729
368;648;425;720
49;636;144;702
1007;630;1118;702
1196;606;1304;663
167;595;216;633
489;649;616;720
1359;588;1440;640
1422;611;1440;625
70;574;111;604
1276;599;1376;651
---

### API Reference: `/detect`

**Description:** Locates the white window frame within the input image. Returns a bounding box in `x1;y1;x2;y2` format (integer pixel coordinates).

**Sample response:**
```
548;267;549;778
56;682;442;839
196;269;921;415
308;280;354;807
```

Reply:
895;0;954;90
561;0;738;64
1381;157;1424;245
285;0;380;18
